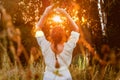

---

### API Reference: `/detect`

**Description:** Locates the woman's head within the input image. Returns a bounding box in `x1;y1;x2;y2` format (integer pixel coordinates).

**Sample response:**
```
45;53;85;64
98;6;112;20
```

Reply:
50;26;65;44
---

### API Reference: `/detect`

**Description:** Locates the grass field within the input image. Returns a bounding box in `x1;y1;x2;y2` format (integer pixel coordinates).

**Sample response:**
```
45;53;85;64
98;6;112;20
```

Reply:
0;53;120;80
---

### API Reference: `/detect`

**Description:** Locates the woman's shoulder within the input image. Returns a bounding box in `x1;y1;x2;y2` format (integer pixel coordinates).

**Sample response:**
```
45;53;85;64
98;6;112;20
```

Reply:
35;30;44;37
71;31;80;36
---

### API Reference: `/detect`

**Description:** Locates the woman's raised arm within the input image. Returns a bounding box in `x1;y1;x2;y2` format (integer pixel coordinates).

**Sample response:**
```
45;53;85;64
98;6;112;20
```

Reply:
36;5;54;30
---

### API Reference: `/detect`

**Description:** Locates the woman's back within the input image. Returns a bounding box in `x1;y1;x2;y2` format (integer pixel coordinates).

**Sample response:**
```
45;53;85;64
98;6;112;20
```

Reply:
36;31;79;80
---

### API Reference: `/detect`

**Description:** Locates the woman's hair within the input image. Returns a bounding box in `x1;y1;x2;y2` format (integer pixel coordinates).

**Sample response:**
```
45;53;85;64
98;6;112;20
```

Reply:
50;26;65;68
50;26;65;46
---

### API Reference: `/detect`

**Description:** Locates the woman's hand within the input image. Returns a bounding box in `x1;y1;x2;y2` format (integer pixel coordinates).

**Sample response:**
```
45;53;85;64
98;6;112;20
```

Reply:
43;5;54;16
55;8;70;18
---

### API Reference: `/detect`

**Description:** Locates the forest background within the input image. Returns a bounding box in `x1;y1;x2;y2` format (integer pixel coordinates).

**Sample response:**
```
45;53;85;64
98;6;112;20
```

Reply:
0;0;120;80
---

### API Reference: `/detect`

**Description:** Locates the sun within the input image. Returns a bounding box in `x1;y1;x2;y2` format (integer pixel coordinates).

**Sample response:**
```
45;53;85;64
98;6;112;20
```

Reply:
52;15;63;23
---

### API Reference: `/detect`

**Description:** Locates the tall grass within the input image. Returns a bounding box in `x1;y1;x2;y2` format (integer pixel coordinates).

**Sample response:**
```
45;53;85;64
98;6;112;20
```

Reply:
0;60;119;80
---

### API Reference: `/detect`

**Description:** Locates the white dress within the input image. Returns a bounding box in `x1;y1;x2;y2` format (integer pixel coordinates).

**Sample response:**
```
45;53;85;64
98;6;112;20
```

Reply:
36;31;80;80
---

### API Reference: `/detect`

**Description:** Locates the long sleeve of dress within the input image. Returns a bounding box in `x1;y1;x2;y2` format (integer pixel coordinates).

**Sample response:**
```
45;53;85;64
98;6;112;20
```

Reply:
59;31;80;67
65;31;80;50
35;31;50;56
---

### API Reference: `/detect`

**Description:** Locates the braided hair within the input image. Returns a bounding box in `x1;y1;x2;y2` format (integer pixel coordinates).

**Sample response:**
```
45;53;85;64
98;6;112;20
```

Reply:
50;26;65;68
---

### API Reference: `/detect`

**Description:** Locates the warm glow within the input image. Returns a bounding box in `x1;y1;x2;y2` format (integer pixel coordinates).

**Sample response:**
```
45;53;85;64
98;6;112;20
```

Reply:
72;16;79;22
52;15;63;23
82;16;85;23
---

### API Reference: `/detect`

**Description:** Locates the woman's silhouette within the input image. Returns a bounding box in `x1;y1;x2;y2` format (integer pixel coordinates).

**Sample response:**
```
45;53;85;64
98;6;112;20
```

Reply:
35;5;80;80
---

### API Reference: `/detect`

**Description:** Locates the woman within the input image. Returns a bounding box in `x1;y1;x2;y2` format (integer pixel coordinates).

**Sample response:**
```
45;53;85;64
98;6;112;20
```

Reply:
35;5;80;80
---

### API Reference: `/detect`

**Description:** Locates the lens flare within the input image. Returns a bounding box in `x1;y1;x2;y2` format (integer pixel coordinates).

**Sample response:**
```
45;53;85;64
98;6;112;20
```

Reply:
52;15;63;23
